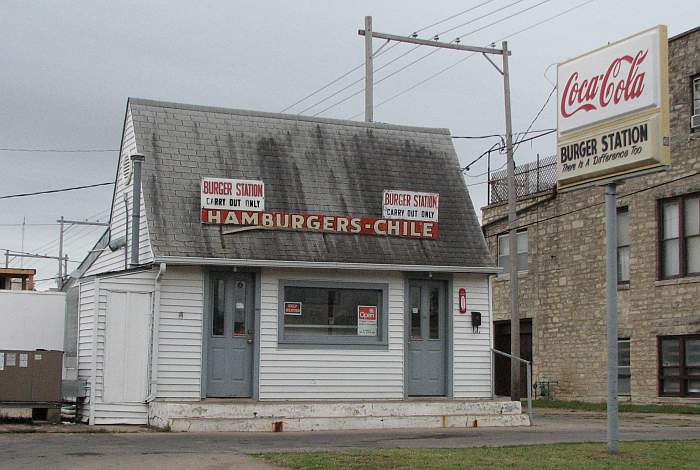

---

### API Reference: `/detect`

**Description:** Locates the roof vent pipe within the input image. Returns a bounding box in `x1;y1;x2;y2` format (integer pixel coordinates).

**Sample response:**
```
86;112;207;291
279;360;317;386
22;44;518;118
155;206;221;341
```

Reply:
130;153;145;266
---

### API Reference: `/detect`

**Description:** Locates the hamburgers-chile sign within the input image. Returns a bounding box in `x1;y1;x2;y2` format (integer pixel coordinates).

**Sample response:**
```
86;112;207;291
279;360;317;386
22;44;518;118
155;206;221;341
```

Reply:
556;25;670;188
200;178;439;240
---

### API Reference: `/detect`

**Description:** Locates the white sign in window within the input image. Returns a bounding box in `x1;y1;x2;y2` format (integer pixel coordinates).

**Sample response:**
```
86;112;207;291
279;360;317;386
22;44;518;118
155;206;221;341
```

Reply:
201;177;265;212
382;190;439;222
357;305;378;336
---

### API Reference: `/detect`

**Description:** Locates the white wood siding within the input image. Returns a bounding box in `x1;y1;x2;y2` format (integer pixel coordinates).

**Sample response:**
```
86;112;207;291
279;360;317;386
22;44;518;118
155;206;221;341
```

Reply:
77;270;156;424
156;266;204;400
86;107;153;276
452;274;493;398
258;269;405;400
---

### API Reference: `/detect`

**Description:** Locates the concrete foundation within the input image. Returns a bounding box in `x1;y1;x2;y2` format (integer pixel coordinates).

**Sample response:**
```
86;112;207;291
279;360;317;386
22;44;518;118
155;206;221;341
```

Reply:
149;399;529;432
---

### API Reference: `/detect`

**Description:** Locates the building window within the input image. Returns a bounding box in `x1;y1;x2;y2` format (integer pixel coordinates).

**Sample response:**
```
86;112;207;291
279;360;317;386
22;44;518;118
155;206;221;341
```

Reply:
659;194;700;279
694;77;700;117
618;338;631;396
278;281;388;347
658;335;700;397
498;230;528;272
617;208;630;284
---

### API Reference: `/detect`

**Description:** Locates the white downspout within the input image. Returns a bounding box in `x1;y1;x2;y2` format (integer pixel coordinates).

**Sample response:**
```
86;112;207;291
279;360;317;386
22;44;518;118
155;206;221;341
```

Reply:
146;263;166;410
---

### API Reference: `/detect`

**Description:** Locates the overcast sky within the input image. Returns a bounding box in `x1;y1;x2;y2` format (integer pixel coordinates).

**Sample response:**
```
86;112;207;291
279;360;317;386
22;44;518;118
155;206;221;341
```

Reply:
0;0;696;289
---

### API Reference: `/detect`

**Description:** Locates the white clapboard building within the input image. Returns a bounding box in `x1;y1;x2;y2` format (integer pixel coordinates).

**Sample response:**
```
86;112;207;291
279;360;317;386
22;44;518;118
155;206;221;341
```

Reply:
74;98;526;430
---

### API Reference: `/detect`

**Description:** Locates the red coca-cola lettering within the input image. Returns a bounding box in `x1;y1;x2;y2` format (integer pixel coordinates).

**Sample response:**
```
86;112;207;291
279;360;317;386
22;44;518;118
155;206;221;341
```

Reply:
560;49;648;119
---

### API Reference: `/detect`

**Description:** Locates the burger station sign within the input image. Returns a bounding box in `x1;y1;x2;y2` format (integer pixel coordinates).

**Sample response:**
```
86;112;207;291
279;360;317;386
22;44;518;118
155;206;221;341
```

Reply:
556;25;670;188
200;177;440;240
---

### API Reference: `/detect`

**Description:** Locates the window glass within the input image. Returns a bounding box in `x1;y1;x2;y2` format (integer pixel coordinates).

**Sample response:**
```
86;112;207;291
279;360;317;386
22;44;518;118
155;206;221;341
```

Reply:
233;281;246;336
429;287;440;339
686;197;700;274
212;279;225;336
618;338;631;395
663;239;680;277
694;77;700;115
498;231;528;272
686;339;700;367
283;286;381;339
663;201;679;238
662;339;680;366
618;246;631;283
410;286;421;339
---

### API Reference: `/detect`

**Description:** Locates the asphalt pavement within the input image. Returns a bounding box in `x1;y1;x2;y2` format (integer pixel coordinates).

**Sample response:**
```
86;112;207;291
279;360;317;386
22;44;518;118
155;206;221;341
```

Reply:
1;410;699;469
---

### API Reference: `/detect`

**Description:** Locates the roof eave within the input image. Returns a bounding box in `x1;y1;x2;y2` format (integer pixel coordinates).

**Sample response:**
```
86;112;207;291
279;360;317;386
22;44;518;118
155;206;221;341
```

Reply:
154;256;501;274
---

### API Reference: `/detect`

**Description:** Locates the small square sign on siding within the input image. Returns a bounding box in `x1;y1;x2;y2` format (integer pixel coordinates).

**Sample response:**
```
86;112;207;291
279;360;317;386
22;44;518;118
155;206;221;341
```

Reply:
284;302;302;315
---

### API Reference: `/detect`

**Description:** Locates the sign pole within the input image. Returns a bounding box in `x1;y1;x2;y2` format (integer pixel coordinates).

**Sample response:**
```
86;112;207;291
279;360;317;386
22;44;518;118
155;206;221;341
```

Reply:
605;182;619;454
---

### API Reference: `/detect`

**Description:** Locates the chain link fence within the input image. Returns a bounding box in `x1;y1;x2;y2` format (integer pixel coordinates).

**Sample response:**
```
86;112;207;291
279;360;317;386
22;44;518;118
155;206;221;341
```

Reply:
489;154;557;205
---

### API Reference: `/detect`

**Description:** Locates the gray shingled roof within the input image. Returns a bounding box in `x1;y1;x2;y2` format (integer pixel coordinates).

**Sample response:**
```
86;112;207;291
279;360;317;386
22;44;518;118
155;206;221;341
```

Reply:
127;98;494;268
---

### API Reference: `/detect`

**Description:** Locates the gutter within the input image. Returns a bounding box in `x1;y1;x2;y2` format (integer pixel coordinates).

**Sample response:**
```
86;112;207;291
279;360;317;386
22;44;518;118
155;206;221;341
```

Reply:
154;256;502;274
146;262;166;407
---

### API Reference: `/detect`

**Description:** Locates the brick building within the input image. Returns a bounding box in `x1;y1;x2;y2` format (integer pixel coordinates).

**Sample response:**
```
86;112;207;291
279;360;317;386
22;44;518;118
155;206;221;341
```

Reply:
482;26;700;404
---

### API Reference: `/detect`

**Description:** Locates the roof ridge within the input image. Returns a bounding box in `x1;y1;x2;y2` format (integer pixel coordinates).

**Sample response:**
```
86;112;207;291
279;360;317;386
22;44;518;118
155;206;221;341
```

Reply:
127;97;451;136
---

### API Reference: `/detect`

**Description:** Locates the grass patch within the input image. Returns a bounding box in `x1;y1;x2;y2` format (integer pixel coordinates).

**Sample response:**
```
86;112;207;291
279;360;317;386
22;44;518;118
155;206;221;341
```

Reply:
257;440;700;470
525;399;700;415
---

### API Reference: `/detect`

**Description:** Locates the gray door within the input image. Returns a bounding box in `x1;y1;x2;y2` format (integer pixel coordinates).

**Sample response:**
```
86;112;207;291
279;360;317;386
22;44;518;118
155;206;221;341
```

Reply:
207;273;254;397
407;280;446;396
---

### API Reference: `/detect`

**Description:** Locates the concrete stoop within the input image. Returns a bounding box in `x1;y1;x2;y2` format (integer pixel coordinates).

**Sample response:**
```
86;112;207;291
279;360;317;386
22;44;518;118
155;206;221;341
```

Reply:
149;400;530;432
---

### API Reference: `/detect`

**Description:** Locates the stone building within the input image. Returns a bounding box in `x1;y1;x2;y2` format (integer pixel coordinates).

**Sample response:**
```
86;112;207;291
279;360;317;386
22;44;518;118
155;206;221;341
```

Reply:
482;26;700;404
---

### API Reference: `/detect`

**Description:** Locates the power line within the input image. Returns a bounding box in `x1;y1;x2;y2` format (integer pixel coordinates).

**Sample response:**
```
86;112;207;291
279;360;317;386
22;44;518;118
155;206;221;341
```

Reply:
453;128;554;139
317;0;546;118
280;0;502;113
513;85;556;154
348;0;595;119
462;129;555;172
0;148;117;153
0;182;113;200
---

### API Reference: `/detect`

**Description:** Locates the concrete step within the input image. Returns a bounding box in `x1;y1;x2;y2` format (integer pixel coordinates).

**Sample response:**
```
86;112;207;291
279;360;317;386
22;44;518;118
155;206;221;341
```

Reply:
151;400;522;421
168;413;531;432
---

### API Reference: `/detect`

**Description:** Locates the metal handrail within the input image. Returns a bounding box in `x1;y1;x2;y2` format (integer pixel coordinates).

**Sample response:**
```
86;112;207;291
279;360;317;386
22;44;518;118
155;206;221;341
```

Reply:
491;348;533;424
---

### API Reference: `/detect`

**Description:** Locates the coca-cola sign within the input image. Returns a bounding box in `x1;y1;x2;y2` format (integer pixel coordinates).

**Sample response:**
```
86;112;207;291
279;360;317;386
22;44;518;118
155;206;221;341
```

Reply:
555;25;670;190
557;28;662;134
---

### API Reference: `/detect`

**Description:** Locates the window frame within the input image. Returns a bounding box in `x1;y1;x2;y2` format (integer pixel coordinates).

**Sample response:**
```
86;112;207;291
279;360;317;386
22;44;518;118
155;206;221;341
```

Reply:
657;334;700;398
693;76;700;118
657;192;700;280
497;229;529;274
277;280;390;348
617;207;630;285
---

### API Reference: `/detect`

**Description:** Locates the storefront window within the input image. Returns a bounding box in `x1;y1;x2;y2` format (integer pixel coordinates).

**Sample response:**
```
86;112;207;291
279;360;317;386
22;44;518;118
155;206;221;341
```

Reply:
279;281;388;346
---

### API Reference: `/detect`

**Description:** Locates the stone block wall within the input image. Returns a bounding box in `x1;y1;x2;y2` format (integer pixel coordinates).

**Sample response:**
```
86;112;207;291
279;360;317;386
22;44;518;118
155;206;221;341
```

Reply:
482;28;700;403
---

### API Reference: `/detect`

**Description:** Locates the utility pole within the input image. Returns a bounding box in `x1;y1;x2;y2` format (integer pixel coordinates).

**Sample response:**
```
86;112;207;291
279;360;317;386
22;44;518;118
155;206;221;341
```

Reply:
364;15;373;123
358;26;520;400
502;41;521;402
20;217;26;268
57;216;65;284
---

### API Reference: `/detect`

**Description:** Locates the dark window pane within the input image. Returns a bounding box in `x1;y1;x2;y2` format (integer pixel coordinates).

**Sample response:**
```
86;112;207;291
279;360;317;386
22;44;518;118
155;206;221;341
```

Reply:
686;340;700;367
429;287;440;339
618;340;630;366
619;376;631;395
689;380;700;394
663;378;681;394
233;281;246;336
661;339;680;366
212;279;225;336
284;286;381;338
410;286;421;339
